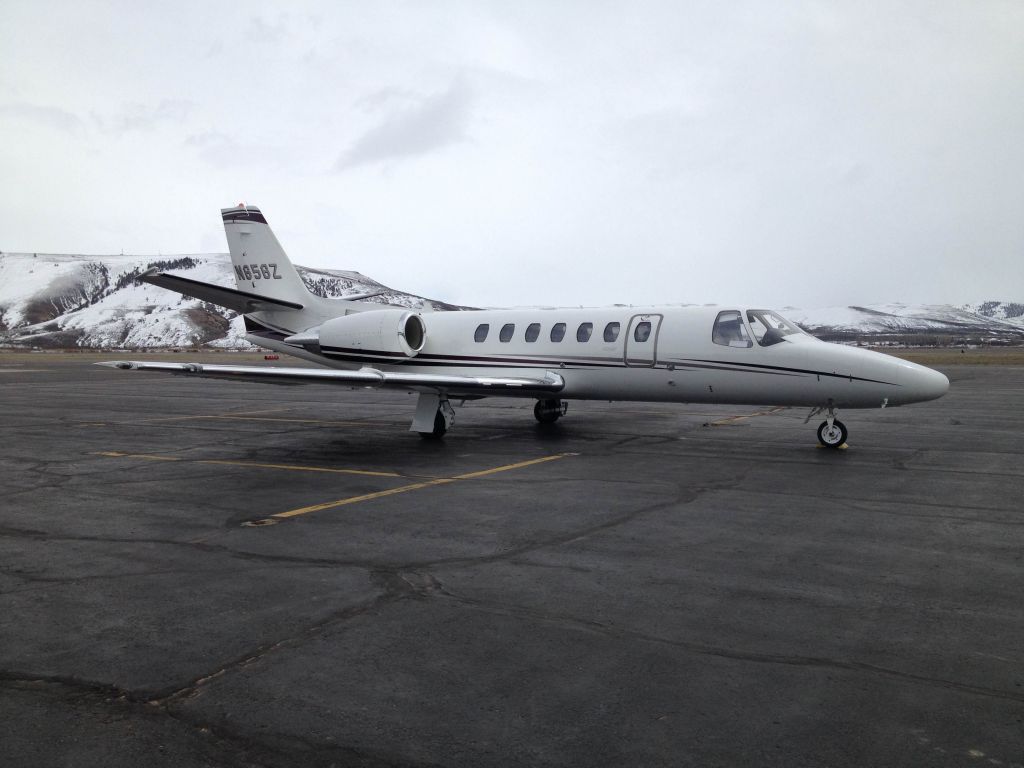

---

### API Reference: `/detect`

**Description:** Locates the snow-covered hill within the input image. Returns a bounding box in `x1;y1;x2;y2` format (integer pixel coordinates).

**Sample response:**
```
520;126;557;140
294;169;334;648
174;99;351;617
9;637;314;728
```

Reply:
1;251;1021;347
787;303;1024;343
0;251;463;349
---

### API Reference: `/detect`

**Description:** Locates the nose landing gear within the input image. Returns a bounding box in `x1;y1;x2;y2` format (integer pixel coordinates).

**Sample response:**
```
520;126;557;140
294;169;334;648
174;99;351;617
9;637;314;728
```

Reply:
808;402;848;449
816;417;848;448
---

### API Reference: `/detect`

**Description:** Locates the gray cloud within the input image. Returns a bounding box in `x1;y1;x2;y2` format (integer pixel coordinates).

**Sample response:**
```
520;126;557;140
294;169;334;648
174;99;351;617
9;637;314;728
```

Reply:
0;103;83;133
1;2;1021;308
248;14;288;43
94;100;194;134
336;79;475;170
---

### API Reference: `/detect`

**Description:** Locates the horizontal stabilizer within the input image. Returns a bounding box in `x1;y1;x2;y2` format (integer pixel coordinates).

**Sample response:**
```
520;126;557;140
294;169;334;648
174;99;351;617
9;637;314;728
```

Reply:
96;361;564;395
138;269;304;313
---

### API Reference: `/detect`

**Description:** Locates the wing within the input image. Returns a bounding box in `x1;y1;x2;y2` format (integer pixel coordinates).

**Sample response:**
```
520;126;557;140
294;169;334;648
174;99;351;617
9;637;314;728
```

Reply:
95;361;564;396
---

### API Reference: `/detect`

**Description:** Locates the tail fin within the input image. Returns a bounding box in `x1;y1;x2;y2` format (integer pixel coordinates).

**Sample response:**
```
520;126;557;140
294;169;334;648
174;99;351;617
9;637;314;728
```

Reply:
222;204;311;306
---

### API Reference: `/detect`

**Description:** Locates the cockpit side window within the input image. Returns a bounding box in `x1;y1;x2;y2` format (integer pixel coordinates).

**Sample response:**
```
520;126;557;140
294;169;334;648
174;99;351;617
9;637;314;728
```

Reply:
712;310;753;348
745;310;804;347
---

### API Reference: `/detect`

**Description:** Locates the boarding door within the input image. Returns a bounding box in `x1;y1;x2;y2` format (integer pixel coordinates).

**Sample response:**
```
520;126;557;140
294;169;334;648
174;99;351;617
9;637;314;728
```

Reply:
624;314;662;367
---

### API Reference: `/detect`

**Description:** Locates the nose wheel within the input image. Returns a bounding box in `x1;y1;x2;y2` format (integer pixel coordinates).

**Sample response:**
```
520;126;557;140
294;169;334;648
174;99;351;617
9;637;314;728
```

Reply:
817;418;848;448
808;402;848;448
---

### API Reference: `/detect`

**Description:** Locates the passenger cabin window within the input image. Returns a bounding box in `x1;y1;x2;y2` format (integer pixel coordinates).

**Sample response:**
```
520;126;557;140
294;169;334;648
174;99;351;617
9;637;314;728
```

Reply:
746;310;803;347
604;322;620;342
474;323;489;342
712;310;752;348
633;321;652;342
499;323;515;342
525;323;541;342
550;323;566;342
576;322;593;342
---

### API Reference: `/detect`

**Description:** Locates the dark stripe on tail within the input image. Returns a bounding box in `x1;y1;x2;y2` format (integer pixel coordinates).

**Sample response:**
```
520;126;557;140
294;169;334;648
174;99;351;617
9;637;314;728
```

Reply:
222;209;268;224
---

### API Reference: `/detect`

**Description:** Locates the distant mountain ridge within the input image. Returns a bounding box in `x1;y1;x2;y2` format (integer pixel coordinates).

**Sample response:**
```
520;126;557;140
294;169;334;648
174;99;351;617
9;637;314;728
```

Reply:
785;302;1024;344
1;251;1021;348
0;251;463;349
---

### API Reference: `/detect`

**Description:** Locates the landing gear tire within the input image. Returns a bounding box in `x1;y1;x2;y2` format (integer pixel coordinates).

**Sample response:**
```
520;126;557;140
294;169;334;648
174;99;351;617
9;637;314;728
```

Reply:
419;410;449;439
534;399;564;424
817;419;848;448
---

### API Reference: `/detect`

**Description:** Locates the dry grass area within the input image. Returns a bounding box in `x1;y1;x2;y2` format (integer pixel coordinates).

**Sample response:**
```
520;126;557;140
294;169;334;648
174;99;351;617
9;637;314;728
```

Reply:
872;347;1024;366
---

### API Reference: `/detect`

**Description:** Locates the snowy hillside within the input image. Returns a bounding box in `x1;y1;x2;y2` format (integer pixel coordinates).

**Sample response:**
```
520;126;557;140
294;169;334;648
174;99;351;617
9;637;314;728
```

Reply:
787;303;1024;343
0;251;463;349
1;251;1021;348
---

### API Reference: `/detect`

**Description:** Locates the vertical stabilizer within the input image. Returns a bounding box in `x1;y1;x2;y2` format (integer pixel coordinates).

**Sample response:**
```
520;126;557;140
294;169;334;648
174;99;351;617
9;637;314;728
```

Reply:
221;205;310;306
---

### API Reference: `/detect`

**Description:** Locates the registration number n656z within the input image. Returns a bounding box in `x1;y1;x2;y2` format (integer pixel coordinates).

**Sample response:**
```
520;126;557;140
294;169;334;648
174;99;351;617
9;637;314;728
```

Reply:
235;263;282;281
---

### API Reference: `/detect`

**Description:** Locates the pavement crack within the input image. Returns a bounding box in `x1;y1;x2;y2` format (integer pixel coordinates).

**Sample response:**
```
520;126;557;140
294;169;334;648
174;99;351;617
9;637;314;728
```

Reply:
409;488;701;570
429;589;1024;705
0;672;428;768
149;569;416;706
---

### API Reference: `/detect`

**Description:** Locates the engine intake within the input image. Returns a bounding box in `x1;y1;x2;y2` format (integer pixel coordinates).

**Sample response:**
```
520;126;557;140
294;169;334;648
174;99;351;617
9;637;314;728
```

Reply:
317;309;426;360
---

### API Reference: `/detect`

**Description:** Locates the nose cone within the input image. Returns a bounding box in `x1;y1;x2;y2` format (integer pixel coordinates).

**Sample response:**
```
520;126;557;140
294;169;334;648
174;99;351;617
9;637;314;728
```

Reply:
899;361;949;403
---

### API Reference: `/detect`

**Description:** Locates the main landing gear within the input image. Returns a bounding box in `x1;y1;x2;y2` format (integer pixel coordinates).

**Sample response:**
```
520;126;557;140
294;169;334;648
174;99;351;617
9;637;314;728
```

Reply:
808;402;848;449
411;393;455;439
534;398;567;424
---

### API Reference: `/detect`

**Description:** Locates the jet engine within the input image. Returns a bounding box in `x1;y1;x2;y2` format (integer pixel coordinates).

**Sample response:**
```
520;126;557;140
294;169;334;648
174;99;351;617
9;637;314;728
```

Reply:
307;309;426;360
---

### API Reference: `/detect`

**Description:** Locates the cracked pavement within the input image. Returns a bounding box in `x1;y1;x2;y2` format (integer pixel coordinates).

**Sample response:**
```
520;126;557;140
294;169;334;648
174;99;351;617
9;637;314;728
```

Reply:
1;353;1023;767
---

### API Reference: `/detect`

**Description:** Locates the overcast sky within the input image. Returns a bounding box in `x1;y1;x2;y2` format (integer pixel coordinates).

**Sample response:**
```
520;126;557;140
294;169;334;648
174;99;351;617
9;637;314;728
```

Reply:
2;1;1022;309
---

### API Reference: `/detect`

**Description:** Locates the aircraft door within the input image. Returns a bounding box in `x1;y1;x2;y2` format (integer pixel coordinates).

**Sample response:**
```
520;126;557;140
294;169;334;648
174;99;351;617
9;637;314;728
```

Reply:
624;314;663;367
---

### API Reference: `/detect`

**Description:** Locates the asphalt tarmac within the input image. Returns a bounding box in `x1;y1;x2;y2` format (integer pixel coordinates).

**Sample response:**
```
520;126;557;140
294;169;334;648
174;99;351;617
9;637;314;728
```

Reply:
2;354;1022;768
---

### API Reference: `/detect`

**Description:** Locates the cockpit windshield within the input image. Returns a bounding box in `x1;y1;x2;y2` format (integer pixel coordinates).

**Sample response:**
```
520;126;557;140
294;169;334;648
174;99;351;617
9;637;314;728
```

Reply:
745;310;804;347
712;310;753;348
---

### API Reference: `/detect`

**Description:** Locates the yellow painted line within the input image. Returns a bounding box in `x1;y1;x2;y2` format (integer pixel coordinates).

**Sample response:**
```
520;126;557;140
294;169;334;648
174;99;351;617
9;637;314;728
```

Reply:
93;451;400;477
450;453;571;480
97;451;181;462
206;415;400;426
132;414;397;427
198;459;399;477
272;478;457;518
268;453;575;521
134;407;295;423
0;369;51;373
709;406;787;426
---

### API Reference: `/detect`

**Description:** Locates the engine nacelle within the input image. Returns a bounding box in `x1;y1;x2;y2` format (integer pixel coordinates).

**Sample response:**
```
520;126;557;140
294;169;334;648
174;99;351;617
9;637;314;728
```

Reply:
317;309;426;359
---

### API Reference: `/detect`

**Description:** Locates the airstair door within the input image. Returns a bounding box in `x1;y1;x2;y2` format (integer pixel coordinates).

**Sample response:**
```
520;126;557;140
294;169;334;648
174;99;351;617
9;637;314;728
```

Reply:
624;314;663;367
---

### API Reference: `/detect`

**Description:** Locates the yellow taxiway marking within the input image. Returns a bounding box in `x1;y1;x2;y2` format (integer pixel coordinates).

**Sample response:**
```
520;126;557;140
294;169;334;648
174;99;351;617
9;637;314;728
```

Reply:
133;407;296;423
709;406;787;426
0;369;51;373
269;453;575;521
131;413;398;427
93;451;400;477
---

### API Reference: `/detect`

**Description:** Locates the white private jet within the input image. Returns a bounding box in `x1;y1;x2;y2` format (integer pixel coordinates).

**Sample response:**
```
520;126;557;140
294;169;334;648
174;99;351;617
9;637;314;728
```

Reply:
99;204;949;447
